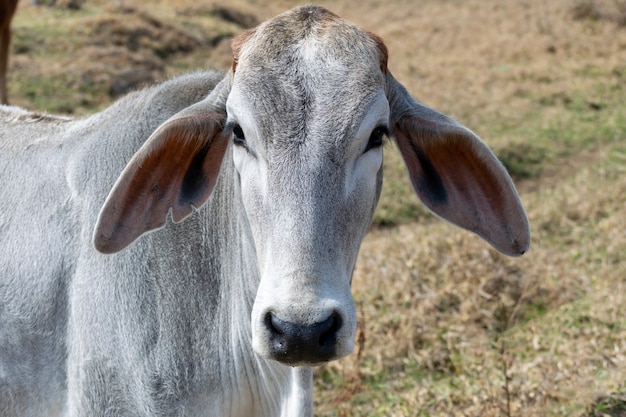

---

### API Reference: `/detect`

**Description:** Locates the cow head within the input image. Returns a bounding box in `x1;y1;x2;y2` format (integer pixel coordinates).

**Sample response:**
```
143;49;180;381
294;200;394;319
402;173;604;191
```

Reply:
94;6;529;366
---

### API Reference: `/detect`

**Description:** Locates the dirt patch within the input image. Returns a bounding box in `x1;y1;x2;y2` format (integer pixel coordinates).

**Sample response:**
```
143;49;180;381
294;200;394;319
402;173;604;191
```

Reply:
177;5;259;29
68;45;163;98
86;9;201;59
572;0;626;26
67;5;256;98
515;149;604;193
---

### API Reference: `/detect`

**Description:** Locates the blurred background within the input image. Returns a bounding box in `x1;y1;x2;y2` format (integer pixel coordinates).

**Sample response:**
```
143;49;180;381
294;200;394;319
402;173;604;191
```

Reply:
4;0;626;415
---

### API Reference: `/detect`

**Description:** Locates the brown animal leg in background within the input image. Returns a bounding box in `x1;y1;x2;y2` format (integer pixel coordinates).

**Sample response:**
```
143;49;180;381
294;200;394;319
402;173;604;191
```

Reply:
0;0;19;105
0;25;11;104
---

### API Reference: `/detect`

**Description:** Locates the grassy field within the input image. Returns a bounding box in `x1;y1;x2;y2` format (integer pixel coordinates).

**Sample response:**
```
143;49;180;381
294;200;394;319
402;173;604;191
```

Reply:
7;0;626;415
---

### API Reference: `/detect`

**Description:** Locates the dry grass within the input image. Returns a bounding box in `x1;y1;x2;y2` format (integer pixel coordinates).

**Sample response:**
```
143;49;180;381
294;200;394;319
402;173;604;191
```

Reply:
8;0;626;415
322;153;625;416
314;2;626;415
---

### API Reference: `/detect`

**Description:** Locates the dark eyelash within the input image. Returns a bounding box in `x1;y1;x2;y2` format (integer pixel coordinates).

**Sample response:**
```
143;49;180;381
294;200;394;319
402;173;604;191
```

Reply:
231;124;246;147
364;126;389;153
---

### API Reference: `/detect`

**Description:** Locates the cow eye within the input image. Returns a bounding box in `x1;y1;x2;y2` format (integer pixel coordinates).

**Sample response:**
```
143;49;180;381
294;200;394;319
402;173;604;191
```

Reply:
364;126;389;153
232;124;246;147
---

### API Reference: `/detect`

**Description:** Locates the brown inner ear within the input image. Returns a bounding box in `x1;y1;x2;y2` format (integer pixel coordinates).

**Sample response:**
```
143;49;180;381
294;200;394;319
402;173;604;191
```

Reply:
406;130;507;223
94;112;228;254
393;117;529;256
396;125;505;227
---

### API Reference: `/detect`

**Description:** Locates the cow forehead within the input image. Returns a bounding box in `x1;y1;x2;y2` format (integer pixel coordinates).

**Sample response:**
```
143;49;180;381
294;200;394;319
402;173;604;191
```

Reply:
231;6;386;103
229;6;388;149
233;6;387;75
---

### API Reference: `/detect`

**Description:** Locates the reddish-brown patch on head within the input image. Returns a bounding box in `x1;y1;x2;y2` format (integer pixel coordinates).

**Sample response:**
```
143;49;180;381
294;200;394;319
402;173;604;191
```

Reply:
367;32;389;74
231;27;257;73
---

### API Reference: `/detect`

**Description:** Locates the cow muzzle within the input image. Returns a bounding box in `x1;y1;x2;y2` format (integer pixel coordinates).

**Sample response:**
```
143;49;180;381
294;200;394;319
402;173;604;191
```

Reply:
263;310;342;365
250;264;357;366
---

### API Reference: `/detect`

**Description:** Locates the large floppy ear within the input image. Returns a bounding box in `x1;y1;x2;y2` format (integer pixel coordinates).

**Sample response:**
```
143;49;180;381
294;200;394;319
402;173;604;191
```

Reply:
386;73;530;256
93;77;232;254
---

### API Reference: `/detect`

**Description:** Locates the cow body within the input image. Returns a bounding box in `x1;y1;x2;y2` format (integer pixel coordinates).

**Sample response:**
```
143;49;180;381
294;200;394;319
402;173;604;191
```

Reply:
0;7;529;417
1;72;297;416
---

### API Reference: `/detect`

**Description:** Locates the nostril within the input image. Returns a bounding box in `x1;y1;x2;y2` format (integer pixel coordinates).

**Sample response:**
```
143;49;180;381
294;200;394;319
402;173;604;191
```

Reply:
266;311;285;335
319;312;342;348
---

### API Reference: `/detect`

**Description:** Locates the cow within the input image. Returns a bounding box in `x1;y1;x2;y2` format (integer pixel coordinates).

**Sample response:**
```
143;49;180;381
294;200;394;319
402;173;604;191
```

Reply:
0;6;530;417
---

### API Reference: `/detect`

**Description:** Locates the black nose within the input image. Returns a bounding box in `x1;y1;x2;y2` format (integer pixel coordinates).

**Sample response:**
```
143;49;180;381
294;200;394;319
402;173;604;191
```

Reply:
264;311;342;365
